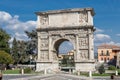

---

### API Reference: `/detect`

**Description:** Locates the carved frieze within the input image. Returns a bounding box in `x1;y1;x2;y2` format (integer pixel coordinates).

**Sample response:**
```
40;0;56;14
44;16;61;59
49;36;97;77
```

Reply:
78;33;87;37
79;29;88;34
49;30;77;35
51;35;61;42
78;29;88;37
66;34;75;39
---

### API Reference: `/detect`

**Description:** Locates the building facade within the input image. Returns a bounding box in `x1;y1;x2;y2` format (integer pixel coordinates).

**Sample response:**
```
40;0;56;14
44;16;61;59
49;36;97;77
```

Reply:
98;44;120;63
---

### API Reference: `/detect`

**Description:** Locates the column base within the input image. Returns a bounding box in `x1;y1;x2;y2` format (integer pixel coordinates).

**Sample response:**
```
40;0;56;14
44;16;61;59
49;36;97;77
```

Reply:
36;61;59;72
75;60;95;72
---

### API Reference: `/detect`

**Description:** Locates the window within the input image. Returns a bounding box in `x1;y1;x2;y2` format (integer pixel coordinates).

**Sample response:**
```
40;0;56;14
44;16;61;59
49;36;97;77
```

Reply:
101;57;103;60
101;50;104;56
106;50;110;56
104;58;106;62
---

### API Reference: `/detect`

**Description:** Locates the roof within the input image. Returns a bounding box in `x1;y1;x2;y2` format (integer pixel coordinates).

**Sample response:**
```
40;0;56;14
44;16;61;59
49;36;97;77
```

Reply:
98;44;120;50
35;8;95;16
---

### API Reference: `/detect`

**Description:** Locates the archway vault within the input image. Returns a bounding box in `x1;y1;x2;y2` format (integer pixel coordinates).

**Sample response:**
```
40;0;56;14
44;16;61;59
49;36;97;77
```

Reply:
36;8;96;72
53;38;70;53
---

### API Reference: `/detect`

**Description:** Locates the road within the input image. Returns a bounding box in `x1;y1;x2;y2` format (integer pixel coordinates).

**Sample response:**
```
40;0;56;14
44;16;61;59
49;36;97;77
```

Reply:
2;74;112;80
3;74;37;80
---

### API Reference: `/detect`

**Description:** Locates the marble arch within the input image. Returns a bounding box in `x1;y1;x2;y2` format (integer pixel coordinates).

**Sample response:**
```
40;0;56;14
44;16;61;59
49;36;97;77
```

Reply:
35;8;96;72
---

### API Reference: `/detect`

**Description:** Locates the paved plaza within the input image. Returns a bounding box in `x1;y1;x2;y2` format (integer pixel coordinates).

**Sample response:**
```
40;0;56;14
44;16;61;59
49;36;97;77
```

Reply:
3;74;112;80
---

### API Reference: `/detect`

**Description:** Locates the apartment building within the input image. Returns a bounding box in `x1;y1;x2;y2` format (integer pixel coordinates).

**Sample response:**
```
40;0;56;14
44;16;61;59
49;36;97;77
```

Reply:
98;44;120;63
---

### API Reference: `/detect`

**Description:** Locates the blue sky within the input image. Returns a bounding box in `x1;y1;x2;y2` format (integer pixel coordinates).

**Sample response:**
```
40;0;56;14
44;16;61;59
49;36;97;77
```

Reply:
0;0;120;53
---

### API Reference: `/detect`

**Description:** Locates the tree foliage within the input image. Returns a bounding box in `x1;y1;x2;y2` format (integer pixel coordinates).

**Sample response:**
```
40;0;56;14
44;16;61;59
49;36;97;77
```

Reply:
108;65;116;70
25;30;37;54
0;50;14;64
11;38;29;64
11;38;18;63
98;65;105;74
60;55;74;67
0;28;10;52
11;30;37;64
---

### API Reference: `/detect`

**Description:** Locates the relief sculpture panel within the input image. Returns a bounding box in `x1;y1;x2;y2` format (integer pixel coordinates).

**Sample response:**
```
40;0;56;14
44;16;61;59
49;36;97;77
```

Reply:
79;38;88;49
40;15;48;26
40;51;49;60
79;50;88;60
79;12;88;24
40;39;49;50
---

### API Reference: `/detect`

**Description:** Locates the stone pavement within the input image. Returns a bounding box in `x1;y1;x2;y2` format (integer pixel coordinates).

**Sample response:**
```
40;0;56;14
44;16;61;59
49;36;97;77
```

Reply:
3;73;112;80
5;74;89;80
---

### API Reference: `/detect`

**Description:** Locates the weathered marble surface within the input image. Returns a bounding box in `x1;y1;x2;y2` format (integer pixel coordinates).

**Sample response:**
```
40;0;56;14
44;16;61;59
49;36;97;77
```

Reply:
36;8;95;72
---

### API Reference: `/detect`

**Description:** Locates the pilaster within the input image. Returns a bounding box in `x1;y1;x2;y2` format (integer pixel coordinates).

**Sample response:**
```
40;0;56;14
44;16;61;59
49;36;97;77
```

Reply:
49;35;52;61
75;34;79;61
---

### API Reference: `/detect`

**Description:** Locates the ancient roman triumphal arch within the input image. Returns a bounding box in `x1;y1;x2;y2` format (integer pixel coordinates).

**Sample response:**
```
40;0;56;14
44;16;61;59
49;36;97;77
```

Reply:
35;8;96;72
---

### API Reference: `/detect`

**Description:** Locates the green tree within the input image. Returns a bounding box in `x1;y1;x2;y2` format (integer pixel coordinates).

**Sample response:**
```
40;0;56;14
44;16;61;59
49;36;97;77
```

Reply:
11;38;20;64
0;50;14;70
0;28;10;52
11;39;28;64
17;40;28;64
60;55;74;67
25;30;37;54
25;30;37;63
98;65;105;74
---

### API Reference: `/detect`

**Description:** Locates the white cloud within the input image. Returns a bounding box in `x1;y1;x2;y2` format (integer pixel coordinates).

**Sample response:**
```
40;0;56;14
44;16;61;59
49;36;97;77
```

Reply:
116;34;120;37
95;28;104;33
94;34;111;42
0;11;36;41
0;11;12;22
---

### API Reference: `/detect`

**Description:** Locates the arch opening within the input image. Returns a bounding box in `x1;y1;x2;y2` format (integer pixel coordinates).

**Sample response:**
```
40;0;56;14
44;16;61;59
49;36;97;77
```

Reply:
53;39;75;68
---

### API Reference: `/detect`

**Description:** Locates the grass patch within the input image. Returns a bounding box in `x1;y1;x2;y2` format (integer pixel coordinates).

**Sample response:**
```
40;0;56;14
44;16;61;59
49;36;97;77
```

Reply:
80;72;89;76
92;73;111;76
2;69;20;74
